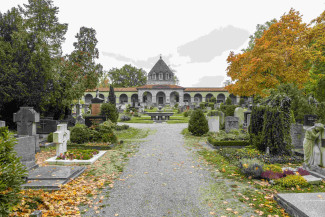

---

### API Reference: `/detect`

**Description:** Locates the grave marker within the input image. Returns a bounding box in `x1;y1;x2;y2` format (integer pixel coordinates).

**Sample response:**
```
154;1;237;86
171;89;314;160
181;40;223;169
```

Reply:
0;121;5;127
53;124;70;156
13;107;40;136
234;107;245;125
85;116;106;127
304;115;318;126
208;116;219;132
225;116;239;133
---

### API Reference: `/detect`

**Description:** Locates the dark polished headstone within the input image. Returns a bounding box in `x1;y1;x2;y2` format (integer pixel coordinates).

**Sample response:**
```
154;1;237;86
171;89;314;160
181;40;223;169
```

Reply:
37;119;58;134
304;115;318;126
85;116;106;127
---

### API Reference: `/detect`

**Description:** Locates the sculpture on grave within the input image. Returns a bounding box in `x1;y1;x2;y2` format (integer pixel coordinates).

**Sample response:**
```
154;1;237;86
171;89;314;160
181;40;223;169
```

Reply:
303;123;324;167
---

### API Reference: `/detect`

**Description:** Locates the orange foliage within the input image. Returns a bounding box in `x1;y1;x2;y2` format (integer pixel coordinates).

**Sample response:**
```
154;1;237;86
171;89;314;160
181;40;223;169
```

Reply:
226;9;311;97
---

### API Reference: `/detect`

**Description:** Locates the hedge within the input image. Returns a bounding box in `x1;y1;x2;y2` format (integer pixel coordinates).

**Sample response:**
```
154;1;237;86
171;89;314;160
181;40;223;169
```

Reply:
207;137;249;147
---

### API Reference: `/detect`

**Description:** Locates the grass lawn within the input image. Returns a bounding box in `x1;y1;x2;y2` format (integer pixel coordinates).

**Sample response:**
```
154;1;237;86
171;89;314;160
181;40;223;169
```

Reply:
115;127;154;140
166;115;189;124
120;114;154;124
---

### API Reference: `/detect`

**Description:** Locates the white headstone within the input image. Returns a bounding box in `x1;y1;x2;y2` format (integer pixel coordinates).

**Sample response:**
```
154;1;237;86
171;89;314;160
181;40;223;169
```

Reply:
208;116;219;132
53;124;70;156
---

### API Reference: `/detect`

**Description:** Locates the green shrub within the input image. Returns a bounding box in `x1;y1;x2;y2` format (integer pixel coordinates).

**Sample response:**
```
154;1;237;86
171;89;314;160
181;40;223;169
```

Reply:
199;102;206;109
70;124;91;144
97;123;118;144
207;138;249;147
249;106;266;151
220;105;237;116
208;129;249;141
238;158;264;178
263;164;283;173
120;115;131;122
225;96;232;105
47;132;53;143
276;175;309;188
210;96;217;103
115;124;129;131
174;103;179;108
0;127;27;215
101;103;119;123
183;111;189;117
208;102;214;108
188;109;209;136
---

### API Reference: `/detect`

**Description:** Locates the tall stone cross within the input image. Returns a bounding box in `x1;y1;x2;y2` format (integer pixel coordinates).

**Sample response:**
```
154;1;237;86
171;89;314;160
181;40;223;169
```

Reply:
13;107;40;135
53;124;70;157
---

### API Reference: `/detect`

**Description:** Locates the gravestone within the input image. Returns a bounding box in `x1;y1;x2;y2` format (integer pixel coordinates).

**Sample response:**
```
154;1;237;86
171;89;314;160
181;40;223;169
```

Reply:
290;123;304;149
208;116;219;132
13;107;39;136
304;115;318;126
37;119;58;134
244;110;252;127
85;116;106;127
91;104;101;115
53;124;70;156
234;107;245;126
218;111;225;125
247;114;251;127
13;107;40;153
0;121;5;127
75;103;85;124
225;116;239;133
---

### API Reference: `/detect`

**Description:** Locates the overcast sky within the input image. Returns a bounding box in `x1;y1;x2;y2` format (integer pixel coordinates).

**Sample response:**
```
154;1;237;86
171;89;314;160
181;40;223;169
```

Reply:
2;0;325;87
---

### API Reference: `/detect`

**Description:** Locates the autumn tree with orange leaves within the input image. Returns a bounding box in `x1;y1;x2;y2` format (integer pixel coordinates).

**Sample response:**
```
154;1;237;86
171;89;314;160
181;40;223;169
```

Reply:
226;9;311;97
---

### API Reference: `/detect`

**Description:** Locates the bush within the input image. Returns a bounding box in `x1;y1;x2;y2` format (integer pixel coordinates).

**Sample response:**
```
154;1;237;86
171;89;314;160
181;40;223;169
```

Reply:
101;103;119;123
70;124;91;144
238;158;264;178
276;175;309;188
208;102;214;108
120;115;131;122
225;96;232;105
207;138;249;147
188;109;209;136
297;168;310;176
199;102;206;109
220;105;237;116
97;123;118;144
47;132;53;143
115;124;129;131
208;129;249;141
183;111;189;117
263;164;283;173
0;127;27;215
283;169;295;176
174;103;179;109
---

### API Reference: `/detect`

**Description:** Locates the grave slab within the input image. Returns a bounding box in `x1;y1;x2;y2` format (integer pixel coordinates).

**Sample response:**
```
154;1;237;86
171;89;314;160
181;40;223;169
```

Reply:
303;175;322;184
22;166;85;190
46;151;107;165
275;193;325;217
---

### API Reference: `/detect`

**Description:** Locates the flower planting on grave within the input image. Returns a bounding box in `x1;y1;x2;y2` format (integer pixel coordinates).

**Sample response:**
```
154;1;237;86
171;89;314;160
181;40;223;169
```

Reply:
56;149;99;160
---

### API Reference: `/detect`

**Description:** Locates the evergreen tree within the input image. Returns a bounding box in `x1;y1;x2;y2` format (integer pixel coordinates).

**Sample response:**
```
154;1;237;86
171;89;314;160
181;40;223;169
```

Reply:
108;85;116;105
188;109;209;136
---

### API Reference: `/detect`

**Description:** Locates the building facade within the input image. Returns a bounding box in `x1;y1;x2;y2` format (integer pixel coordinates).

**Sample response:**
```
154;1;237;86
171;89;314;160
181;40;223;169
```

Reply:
84;57;239;106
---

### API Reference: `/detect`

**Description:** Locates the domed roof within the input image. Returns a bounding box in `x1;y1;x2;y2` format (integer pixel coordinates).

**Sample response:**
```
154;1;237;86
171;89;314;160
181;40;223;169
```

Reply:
148;56;173;75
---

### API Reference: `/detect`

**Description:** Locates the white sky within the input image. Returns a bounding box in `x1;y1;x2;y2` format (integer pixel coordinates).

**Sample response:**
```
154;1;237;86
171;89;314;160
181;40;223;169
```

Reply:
2;0;325;87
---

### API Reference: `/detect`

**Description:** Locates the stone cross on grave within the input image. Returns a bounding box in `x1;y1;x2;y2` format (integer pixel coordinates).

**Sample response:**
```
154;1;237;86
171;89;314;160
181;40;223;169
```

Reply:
13;107;40;135
53;124;70;157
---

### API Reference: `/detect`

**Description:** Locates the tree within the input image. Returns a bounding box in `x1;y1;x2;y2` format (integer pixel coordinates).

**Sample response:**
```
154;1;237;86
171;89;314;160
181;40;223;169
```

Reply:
108;85;116;105
101;103;118;123
188;109;209;136
226;9;310;97
108;64;147;87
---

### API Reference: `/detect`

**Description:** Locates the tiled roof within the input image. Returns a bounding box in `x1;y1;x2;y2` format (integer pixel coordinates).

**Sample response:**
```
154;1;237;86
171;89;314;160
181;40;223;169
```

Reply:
148;57;173;75
137;84;184;89
184;87;228;92
86;87;137;92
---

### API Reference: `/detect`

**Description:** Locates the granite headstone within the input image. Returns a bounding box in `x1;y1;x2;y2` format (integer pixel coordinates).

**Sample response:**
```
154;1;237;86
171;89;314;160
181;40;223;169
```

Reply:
225;116;239;133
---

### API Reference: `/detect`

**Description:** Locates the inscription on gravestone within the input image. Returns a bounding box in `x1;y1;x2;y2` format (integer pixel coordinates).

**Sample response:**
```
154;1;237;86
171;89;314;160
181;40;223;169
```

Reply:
37;119;58;134
85;116;106;127
304;115;318;126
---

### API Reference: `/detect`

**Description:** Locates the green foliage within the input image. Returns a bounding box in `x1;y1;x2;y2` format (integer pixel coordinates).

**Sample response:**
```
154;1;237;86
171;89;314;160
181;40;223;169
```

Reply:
108;64;147;87
199;102;206;109
238;158;264;178
0;127;27;215
188;109;209;136
207;138;249;147
47;132;53;143
276;175;309;188
119;115;131;122
114;124;129;131
316;102;325;124
225;96;232;105
208;102;214;108
183;111;189;117
70;124;90;144
174;103;179;109
57;149;99;160
220;105;237;116
249;106;266;151
101;103;118;123
208;129;249;141
239;98;245;105
263;164;283;173
108;85;116;105
209;97;216;103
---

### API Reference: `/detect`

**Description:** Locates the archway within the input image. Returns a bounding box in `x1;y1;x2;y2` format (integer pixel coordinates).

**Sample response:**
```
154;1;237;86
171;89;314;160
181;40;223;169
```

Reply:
230;94;237;105
142;92;152;103
194;93;202;103
85;94;93;104
183;93;191;104
119;94;128;104
131;94;139;106
170;91;179;104
205;93;213;102
156;92;166;105
217;93;225;103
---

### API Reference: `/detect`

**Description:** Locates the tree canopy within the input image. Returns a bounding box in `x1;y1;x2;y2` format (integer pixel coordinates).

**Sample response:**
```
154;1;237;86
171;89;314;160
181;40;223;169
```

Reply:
108;64;147;87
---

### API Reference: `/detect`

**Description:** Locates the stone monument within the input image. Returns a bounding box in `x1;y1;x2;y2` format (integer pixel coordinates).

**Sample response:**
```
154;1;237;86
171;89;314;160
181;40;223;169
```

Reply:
208;116;219;132
53;124;70;156
234;107;245;126
225;116;239;133
13;107;40;153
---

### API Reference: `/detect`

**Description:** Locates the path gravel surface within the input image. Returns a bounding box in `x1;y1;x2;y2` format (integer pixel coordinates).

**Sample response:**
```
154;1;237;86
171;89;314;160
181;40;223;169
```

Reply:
84;123;213;217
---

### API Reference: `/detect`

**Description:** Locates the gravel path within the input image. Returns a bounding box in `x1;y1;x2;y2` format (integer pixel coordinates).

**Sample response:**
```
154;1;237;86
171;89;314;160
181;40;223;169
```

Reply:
84;123;213;217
